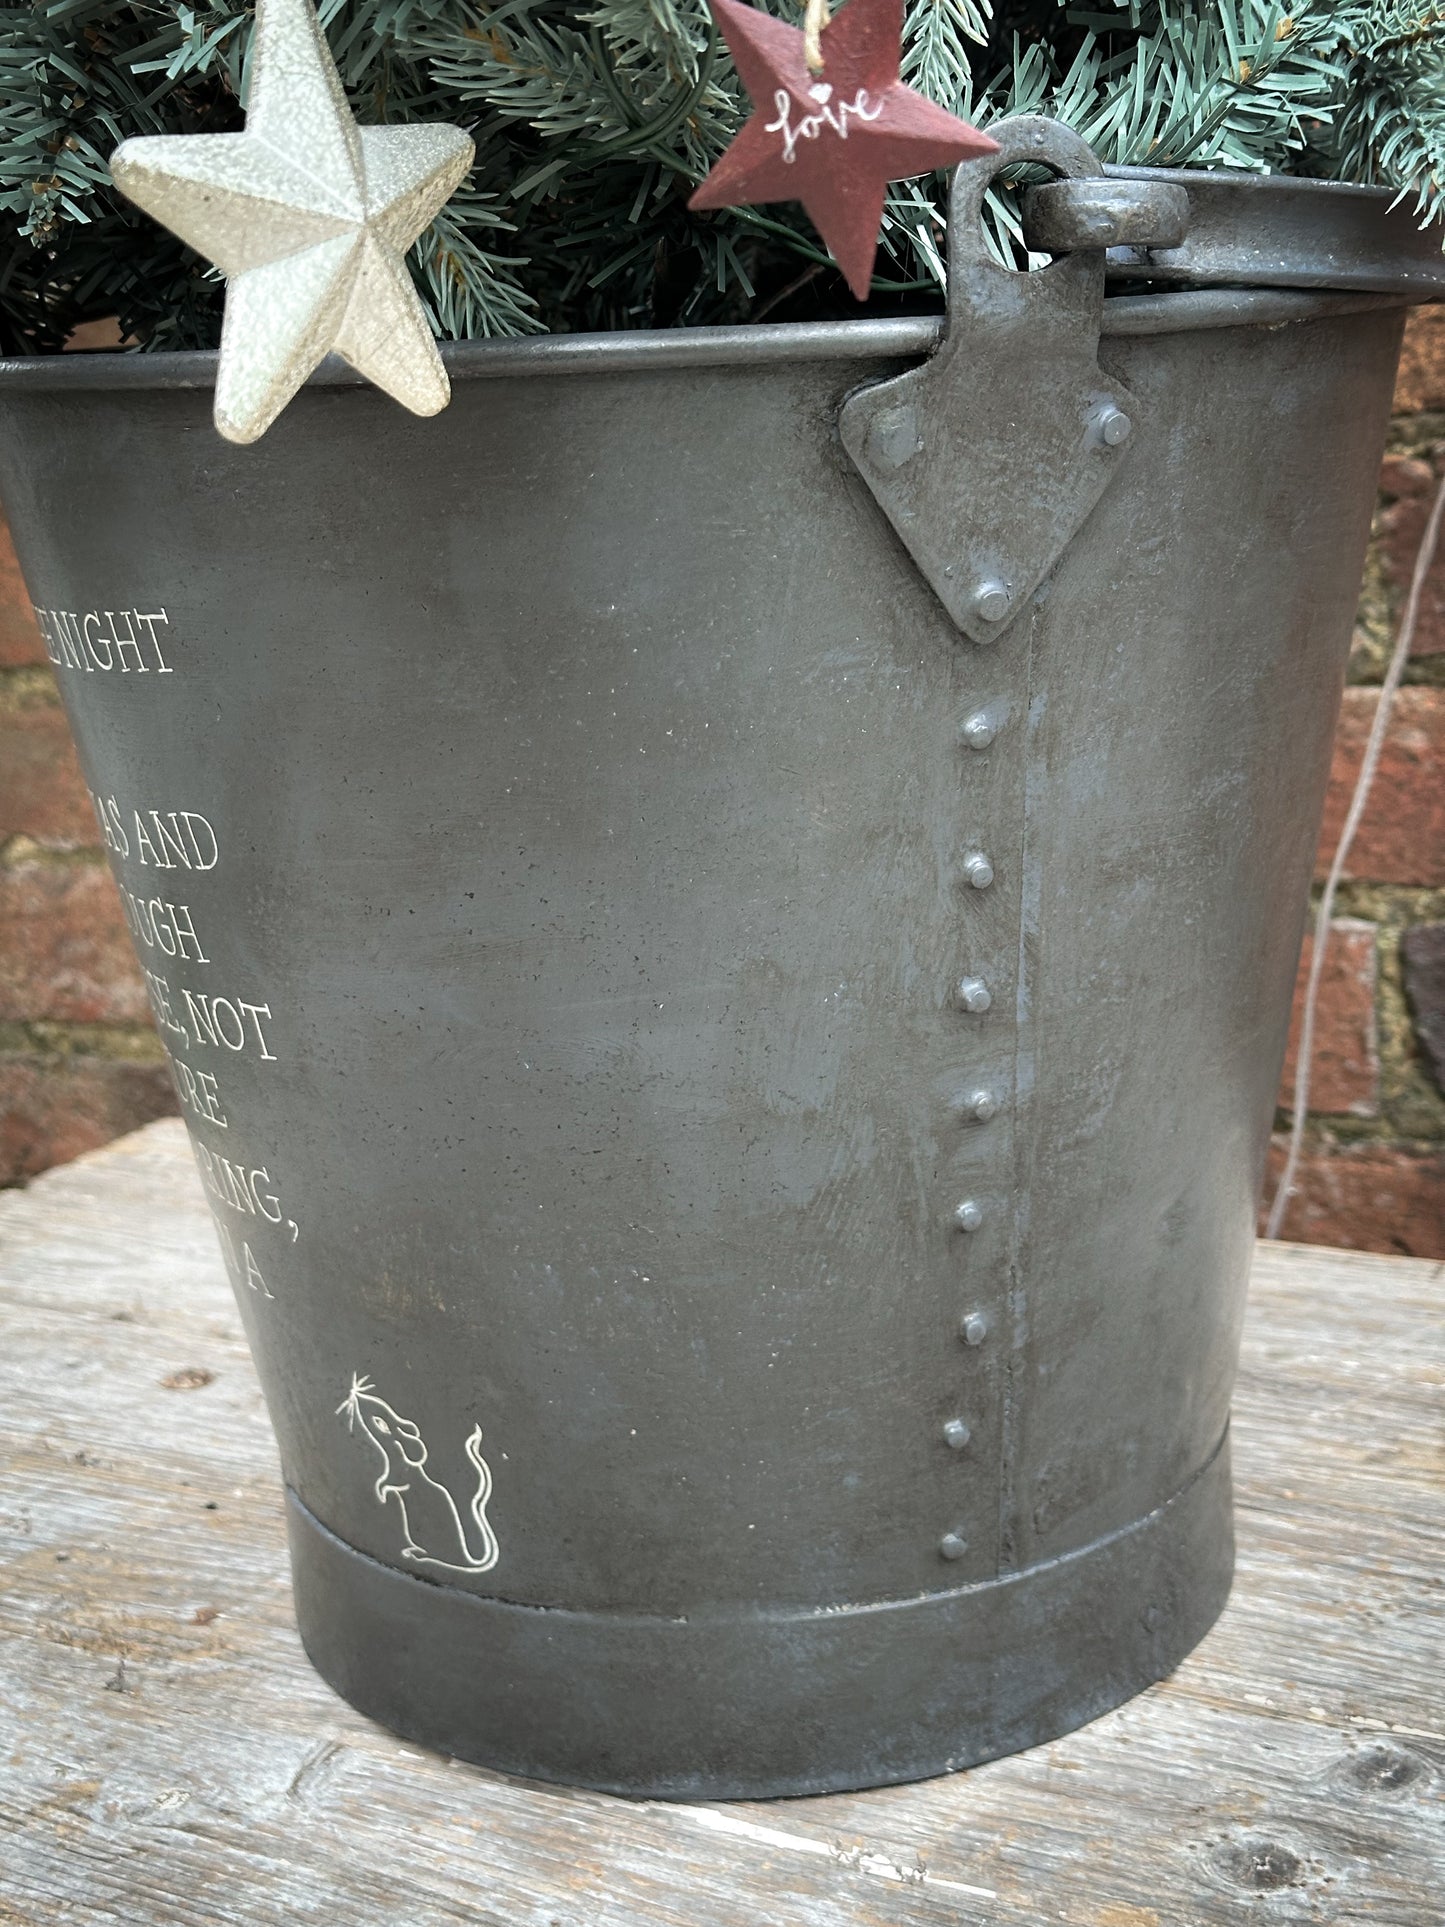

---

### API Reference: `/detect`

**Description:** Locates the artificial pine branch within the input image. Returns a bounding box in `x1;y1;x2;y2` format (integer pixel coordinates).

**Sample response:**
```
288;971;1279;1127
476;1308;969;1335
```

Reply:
2;0;1444;354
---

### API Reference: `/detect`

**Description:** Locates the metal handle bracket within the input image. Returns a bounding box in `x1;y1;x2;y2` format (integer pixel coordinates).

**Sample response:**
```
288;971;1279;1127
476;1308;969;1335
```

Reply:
1021;177;1190;253
839;119;1147;644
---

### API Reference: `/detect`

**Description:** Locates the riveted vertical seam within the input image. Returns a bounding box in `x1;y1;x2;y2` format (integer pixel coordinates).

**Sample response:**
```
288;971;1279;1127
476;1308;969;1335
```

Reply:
998;597;1044;1576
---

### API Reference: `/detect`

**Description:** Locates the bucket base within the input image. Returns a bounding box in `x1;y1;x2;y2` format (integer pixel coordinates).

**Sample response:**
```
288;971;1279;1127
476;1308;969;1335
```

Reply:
287;1433;1233;1800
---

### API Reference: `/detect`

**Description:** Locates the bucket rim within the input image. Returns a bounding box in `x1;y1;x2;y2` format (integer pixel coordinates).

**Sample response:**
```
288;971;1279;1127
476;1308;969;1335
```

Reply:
0;289;1416;394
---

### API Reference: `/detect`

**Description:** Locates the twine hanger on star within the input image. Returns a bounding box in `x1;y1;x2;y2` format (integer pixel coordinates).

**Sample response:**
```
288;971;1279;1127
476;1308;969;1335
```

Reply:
803;0;831;74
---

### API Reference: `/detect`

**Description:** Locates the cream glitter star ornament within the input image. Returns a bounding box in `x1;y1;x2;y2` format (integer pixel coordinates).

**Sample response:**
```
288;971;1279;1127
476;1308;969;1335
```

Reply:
110;0;473;444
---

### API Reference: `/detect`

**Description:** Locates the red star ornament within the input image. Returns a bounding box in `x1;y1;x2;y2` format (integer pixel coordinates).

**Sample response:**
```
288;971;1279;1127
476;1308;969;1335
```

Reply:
690;0;999;300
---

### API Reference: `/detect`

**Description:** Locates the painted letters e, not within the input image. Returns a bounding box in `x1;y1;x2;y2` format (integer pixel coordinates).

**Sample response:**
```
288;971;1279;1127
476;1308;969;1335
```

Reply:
181;990;277;1060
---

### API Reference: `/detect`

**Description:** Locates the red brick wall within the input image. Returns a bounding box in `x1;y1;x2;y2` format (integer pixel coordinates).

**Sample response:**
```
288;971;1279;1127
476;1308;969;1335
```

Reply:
1259;313;1445;1257
2;327;1443;1254
0;516;177;1179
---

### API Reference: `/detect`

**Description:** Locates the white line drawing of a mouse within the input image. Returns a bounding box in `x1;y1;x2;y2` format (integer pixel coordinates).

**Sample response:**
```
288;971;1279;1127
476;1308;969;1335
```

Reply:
337;1373;499;1574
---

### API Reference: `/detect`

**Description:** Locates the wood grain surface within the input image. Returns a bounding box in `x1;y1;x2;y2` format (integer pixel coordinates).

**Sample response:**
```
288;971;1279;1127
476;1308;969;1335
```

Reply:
1;1120;1440;1926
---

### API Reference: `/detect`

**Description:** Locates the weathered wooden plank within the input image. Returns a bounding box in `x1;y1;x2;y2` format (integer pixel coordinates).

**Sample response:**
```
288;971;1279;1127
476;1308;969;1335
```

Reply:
1;1121;1441;1926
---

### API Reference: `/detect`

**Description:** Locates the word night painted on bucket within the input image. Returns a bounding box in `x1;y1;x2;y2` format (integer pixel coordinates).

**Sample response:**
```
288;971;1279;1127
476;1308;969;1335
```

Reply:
36;606;174;676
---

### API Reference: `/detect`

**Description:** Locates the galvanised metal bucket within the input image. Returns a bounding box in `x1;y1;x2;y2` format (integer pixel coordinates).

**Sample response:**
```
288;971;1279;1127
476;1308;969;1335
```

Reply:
0;126;1433;1798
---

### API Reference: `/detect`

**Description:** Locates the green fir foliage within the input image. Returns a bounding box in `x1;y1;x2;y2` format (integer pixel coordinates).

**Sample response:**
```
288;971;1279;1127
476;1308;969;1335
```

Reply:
1;0;1444;351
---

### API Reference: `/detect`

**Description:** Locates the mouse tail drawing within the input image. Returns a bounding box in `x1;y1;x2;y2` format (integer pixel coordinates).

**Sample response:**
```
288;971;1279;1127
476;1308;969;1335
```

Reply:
461;1424;499;1572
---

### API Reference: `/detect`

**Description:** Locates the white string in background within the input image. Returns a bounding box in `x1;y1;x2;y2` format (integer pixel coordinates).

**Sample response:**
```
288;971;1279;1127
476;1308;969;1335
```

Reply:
1266;462;1445;1240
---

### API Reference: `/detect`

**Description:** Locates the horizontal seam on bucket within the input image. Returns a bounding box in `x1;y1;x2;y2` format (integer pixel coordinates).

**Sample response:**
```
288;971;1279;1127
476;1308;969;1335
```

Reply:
286;1418;1230;1629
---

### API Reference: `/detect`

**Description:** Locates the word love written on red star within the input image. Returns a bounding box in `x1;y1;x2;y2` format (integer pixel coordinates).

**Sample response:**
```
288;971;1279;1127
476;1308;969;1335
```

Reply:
690;0;999;300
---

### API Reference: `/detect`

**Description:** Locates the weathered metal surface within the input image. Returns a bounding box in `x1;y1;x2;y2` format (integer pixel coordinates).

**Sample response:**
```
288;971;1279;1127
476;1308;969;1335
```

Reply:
1100;287;1409;335
1088;164;1445;296
287;1445;1232;1796
0;145;1411;1794
2;1123;1442;1923
840;119;1140;642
